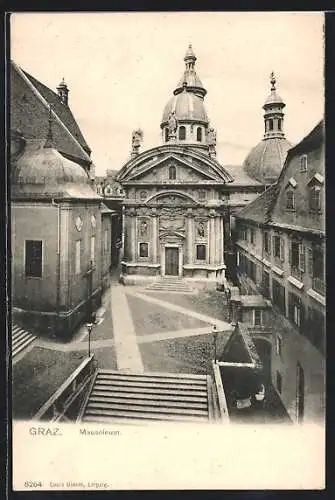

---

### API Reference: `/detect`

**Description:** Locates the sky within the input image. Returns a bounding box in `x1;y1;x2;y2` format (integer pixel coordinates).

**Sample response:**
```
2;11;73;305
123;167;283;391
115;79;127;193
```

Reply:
10;12;324;176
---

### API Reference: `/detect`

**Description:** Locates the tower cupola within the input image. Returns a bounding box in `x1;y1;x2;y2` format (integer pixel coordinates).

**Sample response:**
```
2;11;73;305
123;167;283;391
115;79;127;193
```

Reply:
57;78;69;106
161;45;211;151
263;72;286;139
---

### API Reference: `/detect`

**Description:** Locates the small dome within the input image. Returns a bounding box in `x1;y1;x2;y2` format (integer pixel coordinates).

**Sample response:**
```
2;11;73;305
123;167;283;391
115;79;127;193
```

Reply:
162;91;208;125
12;140;99;199
263;91;284;107
243;138;292;183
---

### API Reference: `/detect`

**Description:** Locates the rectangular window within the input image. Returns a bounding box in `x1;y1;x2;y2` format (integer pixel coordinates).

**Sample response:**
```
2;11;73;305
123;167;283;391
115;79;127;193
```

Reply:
75;240;81;275
263;231;271;254
104;229;108;253
307;247;313;276
298;244;305;272
307;307;325;355
196;244;206;261
250;228;255;244
276;371;282;394
300;154;308;172
273;279;286;315
309;186;321;212
273;235;281;258
25;240;43;278
139;242;149;258
250;260;256;282
263;270;270;299
286;191;295;210
276;335;282;357
253;309;262;326
90;236;95;264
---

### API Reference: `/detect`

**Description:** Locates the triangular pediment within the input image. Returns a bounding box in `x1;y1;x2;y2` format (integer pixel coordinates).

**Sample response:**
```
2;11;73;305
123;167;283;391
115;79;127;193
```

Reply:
118;147;233;184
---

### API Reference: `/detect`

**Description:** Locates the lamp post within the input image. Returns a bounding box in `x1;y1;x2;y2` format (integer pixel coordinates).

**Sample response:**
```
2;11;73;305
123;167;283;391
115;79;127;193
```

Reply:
86;322;94;358
212;324;218;362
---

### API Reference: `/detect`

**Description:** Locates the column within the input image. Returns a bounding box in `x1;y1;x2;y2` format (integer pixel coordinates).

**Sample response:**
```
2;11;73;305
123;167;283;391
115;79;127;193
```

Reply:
131;214;136;262
152;215;158;264
186;209;194;265
209;213;216;265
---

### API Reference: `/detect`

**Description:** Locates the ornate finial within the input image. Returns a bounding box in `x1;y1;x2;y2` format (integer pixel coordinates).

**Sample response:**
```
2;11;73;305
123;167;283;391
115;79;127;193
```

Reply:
44;104;54;148
270;71;276;91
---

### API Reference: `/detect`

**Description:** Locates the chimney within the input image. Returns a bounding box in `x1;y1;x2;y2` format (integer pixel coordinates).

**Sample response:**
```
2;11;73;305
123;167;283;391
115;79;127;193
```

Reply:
56;78;69;105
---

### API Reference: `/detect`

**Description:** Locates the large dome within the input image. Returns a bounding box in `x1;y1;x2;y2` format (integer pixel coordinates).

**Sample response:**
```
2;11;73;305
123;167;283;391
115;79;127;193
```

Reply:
162;91;208;125
243;137;292;183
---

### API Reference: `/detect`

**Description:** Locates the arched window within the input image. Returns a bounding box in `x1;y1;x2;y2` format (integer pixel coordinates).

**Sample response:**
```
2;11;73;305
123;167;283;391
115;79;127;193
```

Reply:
197;127;202;142
169;165;176;180
179;126;186;140
269;119;274;131
165;128;169;142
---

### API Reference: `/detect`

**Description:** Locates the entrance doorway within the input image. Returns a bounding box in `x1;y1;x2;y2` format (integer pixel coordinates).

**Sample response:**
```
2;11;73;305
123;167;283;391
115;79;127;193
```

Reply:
165;247;179;276
296;362;305;422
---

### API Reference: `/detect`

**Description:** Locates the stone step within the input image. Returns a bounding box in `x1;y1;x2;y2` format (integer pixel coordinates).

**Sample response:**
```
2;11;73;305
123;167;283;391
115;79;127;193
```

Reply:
12;324;36;358
82;369;212;423
84;408;209;422
90;390;208;404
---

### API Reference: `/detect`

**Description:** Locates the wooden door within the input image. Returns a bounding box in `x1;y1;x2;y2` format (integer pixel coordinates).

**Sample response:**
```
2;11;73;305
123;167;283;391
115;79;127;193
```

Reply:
165;247;179;276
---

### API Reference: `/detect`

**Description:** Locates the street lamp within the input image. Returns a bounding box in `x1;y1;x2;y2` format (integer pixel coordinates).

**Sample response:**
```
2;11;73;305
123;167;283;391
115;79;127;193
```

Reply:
86;322;94;358
212;324;218;362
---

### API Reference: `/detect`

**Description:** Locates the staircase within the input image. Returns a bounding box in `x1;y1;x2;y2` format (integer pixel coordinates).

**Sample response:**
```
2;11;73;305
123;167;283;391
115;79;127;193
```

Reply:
145;277;195;294
79;370;217;424
12;324;36;359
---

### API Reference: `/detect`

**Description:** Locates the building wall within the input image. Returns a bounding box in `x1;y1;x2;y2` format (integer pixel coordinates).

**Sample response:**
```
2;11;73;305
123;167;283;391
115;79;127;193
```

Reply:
235;221;325;422
101;213;112;289
12;203;58;311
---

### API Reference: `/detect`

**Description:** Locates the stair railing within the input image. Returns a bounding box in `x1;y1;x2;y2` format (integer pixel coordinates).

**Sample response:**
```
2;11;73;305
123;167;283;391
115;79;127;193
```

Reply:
210;360;230;422
32;355;97;422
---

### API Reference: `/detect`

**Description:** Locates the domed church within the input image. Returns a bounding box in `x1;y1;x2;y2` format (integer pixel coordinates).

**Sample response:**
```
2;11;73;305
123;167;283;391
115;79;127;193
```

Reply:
117;45;266;286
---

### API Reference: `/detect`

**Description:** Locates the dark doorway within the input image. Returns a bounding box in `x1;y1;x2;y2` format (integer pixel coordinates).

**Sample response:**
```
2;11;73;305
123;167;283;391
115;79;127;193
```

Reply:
165;247;179;276
296;363;305;422
253;338;272;384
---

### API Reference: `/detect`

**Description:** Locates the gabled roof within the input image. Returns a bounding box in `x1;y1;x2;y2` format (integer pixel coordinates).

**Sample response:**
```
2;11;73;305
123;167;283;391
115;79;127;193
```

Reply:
235;184;278;224
220;323;262;369
11;61;92;165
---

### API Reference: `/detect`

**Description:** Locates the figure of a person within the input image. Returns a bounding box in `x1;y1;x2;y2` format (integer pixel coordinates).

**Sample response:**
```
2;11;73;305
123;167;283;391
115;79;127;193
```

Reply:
140;220;148;237
168;111;177;135
198;222;205;238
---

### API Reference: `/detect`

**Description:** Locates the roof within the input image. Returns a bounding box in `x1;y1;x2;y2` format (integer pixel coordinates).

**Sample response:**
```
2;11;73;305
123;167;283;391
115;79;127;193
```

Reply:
240;295;269;308
235;184;278;224
11;61;92;165
221;323;262;369
243;137;292;183
162;90;208;125
225;165;263;187
11;139;100;201
22;69;91;154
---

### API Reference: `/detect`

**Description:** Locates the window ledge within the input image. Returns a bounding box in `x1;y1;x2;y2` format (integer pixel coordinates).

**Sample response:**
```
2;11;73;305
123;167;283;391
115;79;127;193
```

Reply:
272;266;284;277
262;258;272;268
288;276;304;290
307;288;325;306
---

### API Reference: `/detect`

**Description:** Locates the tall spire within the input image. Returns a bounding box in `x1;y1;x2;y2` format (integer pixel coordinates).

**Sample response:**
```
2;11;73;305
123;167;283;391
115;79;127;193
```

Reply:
262;71;286;140
173;44;206;97
44;105;54;148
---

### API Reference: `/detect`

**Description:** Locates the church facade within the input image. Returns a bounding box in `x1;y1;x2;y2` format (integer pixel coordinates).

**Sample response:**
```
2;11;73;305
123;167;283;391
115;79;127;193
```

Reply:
118;45;265;286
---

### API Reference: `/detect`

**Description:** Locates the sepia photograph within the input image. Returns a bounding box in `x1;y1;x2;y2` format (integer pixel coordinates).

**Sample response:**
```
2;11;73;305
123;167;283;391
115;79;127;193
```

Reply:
9;11;325;490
